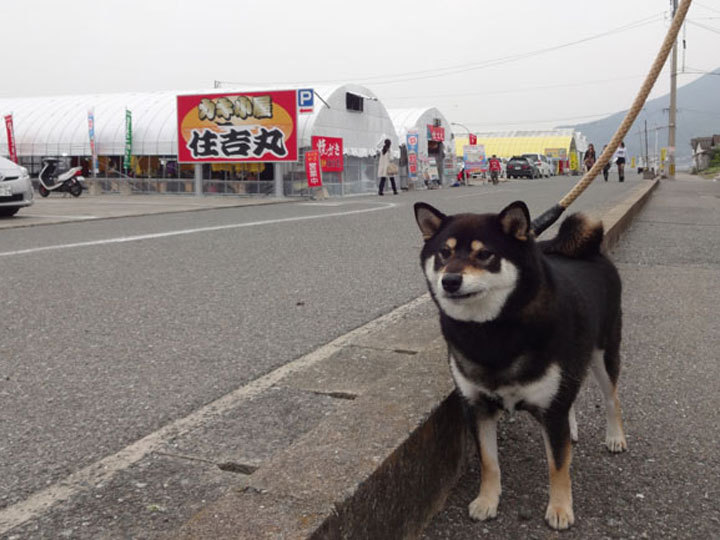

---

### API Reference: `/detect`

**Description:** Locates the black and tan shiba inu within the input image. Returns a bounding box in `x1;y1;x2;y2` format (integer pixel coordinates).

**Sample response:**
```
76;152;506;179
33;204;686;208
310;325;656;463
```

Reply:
414;200;627;530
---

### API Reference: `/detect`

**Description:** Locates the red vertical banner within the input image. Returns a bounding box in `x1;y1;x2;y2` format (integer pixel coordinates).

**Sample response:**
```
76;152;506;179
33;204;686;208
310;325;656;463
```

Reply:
304;150;322;187
468;133;477;145
4;115;18;163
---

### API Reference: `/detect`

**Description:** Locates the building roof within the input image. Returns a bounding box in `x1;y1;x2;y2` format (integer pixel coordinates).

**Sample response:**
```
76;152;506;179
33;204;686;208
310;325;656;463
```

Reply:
386;107;453;158
0;84;398;159
0;91;179;157
453;130;577;158
297;84;398;157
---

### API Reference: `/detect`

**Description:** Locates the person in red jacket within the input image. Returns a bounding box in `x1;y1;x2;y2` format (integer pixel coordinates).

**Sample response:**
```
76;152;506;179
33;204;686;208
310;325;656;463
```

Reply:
488;155;501;185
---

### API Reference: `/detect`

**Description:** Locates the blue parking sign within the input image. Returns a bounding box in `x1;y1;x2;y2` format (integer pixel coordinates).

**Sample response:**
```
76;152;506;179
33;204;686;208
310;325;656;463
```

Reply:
298;88;314;113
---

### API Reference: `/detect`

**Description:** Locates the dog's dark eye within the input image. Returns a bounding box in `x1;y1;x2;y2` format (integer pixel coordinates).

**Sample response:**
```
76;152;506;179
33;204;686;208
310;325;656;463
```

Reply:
476;249;494;261
439;247;452;259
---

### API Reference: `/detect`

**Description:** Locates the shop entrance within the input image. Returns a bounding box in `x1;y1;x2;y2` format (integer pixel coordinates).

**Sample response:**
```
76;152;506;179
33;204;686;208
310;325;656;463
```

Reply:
428;140;445;185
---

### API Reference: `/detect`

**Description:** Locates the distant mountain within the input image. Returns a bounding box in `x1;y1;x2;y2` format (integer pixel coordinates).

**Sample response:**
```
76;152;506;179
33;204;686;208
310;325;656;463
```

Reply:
566;70;720;168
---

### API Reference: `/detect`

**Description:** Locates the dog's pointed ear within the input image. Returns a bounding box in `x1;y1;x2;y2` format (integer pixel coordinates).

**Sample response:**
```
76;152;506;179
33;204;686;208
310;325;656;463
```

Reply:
414;202;445;240
499;201;531;241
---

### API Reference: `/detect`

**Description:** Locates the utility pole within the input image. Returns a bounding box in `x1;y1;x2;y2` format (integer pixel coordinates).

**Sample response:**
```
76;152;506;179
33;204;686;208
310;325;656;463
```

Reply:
645;119;650;175
668;0;678;178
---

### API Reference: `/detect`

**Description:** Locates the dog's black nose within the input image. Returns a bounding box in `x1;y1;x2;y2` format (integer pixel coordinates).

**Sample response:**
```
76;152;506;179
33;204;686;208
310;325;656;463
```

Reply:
441;273;463;293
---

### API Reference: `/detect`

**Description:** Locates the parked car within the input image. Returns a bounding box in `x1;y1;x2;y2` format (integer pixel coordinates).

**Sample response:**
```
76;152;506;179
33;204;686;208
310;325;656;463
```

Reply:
522;153;553;177
506;156;540;179
0;156;34;217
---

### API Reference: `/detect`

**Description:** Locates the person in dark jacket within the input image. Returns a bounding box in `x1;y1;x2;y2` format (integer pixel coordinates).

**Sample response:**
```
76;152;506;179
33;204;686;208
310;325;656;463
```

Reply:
602;145;611;181
584;144;596;172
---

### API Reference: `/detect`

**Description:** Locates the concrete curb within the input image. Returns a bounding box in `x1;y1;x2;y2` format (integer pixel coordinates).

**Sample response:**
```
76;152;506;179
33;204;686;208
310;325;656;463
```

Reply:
173;179;660;540
602;178;660;250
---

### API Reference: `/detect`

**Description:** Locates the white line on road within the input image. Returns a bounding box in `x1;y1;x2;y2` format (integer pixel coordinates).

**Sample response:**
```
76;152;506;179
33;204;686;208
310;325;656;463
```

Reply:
21;214;99;220
0;202;395;258
0;293;431;535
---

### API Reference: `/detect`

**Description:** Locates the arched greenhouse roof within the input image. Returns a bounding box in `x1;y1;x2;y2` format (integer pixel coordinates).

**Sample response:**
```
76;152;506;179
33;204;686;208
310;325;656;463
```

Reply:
387;107;453;156
1;84;399;160
297;84;398;157
0;91;179;157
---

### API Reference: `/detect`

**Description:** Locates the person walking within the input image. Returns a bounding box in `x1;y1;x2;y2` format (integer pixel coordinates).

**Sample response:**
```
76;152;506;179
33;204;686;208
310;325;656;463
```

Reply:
602;144;611;181
583;143;596;173
377;139;398;196
614;141;627;182
488;154;501;184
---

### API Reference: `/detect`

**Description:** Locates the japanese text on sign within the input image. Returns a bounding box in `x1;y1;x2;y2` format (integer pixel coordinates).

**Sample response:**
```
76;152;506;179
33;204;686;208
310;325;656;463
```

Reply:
177;90;298;163
406;131;419;179
427;125;445;142
188;127;288;159
312;136;343;172
305;150;323;187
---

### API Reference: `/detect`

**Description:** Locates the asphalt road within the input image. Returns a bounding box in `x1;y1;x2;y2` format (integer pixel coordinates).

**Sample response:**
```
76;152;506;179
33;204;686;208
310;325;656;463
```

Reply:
0;174;648;534
421;176;720;539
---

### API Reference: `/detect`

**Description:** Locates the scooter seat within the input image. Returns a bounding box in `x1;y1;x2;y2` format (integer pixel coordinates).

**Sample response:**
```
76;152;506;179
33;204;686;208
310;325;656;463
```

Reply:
58;169;78;181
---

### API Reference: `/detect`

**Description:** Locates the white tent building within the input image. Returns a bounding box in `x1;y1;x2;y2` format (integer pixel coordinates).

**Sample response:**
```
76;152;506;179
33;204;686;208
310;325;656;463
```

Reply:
387;107;454;187
0;92;177;164
286;83;398;196
0;84;398;197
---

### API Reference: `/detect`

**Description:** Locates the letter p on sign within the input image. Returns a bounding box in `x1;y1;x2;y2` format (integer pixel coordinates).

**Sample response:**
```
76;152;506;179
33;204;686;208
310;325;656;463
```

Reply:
298;88;314;114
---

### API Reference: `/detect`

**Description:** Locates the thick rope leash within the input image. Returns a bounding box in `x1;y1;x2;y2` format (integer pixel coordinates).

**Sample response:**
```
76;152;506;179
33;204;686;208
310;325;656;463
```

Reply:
531;0;693;236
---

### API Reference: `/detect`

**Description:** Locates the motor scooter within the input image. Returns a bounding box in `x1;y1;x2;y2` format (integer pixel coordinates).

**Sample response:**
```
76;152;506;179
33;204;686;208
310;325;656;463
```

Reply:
38;158;84;197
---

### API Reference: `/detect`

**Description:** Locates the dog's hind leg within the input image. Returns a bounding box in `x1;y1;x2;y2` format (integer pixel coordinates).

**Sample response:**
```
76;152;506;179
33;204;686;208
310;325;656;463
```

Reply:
542;414;575;530
591;348;627;453
462;400;502;521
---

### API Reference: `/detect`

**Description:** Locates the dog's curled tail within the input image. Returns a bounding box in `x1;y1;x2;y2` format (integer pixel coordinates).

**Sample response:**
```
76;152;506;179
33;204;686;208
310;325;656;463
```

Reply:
541;213;604;259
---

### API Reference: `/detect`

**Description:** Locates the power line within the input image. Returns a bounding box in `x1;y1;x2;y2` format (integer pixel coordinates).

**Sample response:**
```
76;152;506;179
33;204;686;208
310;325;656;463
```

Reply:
679;107;720;115
695;1;720;15
384;74;646;101
688;19;720;34
681;66;720;75
215;13;663;88
365;15;664;86
462;111;620;128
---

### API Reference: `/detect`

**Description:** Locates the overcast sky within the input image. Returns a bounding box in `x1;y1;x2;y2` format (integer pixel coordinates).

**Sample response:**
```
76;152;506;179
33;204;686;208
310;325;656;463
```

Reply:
2;0;718;131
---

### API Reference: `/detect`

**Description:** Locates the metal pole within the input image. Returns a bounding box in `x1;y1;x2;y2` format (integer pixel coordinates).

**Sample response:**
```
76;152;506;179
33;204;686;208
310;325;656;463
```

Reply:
644;119;650;173
655;126;659;172
668;0;678;178
194;163;203;196
274;163;283;198
451;122;471;185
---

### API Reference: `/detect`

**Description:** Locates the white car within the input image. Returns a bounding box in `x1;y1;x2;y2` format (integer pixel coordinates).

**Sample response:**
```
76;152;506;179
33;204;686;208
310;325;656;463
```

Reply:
0;156;34;217
522;153;553;178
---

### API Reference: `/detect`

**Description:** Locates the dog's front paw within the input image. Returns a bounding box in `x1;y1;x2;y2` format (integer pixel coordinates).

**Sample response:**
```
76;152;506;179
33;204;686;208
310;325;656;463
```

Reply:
606;434;627;453
468;494;499;521
545;503;574;530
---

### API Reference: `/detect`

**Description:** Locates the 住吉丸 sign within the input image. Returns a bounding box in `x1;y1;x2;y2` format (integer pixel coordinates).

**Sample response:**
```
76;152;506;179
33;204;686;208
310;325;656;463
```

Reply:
177;90;298;163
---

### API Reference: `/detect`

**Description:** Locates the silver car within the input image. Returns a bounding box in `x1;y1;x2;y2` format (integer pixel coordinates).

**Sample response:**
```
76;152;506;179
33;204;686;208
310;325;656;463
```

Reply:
0;156;34;217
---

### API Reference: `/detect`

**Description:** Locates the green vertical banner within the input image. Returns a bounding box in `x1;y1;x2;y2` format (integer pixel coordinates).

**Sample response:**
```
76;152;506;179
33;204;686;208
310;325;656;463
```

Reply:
124;109;132;171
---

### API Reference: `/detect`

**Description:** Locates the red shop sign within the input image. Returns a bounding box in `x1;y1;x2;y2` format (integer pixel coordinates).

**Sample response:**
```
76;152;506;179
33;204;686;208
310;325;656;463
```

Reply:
427;125;445;142
312;135;344;172
176;89;298;163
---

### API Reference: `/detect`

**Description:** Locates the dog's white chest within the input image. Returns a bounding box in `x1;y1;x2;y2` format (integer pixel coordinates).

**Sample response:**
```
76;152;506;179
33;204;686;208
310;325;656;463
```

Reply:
450;356;561;411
